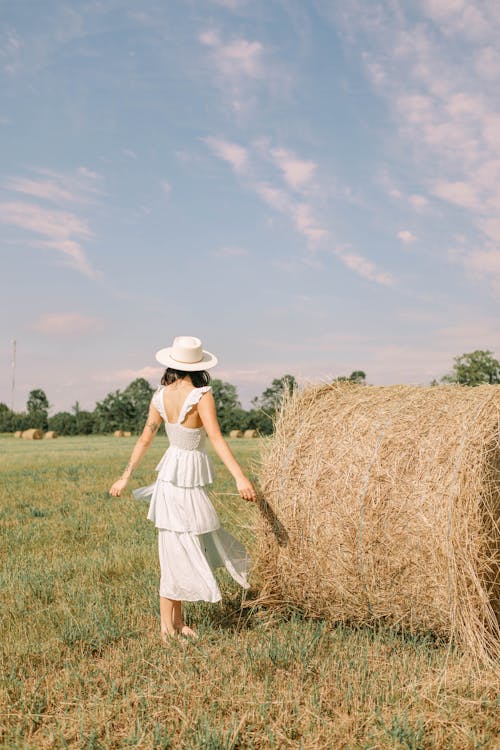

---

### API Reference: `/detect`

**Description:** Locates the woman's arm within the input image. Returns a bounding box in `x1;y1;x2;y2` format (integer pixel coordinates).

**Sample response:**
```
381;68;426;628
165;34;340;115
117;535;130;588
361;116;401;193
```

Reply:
109;403;163;497
197;391;257;502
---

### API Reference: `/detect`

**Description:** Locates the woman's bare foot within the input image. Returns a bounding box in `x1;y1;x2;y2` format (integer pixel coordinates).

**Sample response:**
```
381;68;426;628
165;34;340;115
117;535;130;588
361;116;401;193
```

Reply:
160;627;178;644
177;624;198;640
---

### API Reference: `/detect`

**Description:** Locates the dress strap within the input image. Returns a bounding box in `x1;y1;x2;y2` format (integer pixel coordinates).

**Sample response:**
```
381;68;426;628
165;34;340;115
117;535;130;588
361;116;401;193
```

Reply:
152;386;167;421
177;386;211;424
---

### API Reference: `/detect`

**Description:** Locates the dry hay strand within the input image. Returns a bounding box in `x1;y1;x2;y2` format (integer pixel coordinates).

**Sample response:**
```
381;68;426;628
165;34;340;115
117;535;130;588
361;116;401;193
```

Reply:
244;429;259;438
113;430;125;437
44;430;58;439
21;429;43;440
13;431;22;438
255;382;500;666
123;431;132;437
230;430;244;438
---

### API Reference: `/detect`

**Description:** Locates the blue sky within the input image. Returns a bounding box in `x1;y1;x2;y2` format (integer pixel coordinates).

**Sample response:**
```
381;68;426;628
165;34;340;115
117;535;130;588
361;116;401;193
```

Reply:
1;0;499;413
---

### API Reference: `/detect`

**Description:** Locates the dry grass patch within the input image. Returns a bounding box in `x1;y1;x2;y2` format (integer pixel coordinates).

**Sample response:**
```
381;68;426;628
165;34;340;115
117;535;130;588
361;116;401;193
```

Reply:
0;434;498;748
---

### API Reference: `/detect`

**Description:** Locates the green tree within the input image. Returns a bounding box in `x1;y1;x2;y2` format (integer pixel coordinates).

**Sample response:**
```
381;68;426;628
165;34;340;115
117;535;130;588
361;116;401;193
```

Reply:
211;379;242;434
93;390;135;433
93;378;155;433
250;375;298;435
334;370;366;384
122;378;155;432
48;412;77;435
26;389;49;430
253;375;297;412
0;403;13;432
441;350;500;386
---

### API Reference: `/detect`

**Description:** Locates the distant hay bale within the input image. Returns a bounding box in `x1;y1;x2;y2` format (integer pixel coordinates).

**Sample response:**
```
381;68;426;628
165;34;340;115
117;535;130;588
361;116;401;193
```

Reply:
14;431;22;438
244;429;259;439
256;382;500;665
21;429;43;440
230;430;243;438
113;430;125;437
123;431;132;437
44;431;58;439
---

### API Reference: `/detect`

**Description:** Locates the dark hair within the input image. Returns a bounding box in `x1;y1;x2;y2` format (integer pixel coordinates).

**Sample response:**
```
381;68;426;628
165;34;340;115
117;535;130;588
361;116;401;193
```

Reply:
161;367;211;388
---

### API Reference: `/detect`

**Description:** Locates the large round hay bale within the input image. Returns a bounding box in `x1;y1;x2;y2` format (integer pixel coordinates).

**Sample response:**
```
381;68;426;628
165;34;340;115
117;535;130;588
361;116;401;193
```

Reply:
44;431;58;439
21;429;43;440
123;431;132;437
230;430;243;438
244;429;258;438
113;430;124;437
256;382;500;664
14;431;22;438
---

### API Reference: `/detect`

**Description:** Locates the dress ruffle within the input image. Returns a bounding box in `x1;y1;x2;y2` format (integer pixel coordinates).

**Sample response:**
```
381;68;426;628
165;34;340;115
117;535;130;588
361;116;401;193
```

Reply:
148;482;220;533
158;527;250;601
155;446;214;487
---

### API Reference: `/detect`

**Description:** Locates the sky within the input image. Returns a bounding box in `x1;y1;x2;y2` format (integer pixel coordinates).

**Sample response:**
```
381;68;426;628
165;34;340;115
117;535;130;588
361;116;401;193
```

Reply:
1;0;499;414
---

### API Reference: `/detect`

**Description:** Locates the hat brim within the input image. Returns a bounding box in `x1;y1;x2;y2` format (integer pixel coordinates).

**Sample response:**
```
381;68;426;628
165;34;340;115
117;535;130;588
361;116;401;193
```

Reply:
155;347;218;371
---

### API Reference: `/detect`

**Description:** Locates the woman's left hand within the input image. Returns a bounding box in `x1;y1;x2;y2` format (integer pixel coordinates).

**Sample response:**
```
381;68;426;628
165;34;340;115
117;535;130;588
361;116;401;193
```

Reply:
236;476;257;502
109;478;128;497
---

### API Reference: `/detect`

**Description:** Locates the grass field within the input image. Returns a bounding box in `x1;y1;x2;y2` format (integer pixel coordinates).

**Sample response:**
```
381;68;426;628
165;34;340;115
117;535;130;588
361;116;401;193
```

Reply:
0;434;498;749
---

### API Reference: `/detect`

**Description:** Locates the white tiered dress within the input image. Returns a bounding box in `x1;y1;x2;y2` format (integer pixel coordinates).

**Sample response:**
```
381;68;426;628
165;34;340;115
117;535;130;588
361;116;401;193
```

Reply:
133;385;250;602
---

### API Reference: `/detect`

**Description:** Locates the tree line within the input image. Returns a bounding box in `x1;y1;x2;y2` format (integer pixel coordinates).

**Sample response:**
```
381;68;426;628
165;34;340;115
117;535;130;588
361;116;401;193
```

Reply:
1;350;498;436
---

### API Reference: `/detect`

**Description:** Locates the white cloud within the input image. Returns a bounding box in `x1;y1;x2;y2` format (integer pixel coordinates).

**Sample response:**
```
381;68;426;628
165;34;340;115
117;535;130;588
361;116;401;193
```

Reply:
408;194;429;211
161;180;172;196
334;247;396;287
32;313;103;335
397;230;417;244
270;148;317;190
1;27;23;74
1;167;102;278
0;201;98;278
199;30;263;79
205;137;395;285
448;245;500;292
3;167;103;205
203;136;249;174
255;183;328;246
94;366;162;384
331;1;500;290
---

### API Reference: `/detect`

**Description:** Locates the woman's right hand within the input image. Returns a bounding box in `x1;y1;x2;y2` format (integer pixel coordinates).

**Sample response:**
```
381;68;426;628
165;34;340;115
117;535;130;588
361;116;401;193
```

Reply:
236;476;257;502
109;478;128;497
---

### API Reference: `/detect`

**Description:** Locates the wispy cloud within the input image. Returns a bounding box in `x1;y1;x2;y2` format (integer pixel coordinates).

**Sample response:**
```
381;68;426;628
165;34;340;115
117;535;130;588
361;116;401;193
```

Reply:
199;30;263;79
4;167;103;205
161;180;172;196
329;0;500;290
0;201;98;278
204;134;395;284
203;136;249;173
0;27;23;74
32;312;103;335
93;366;162;385
255;182;328;246
269;148;317;191
0;167;102;279
334;247;396;287
198;27;290;113
397;230;417;244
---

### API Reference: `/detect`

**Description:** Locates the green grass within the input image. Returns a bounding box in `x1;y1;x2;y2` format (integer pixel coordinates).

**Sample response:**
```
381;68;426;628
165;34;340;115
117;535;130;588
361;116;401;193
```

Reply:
0;435;498;749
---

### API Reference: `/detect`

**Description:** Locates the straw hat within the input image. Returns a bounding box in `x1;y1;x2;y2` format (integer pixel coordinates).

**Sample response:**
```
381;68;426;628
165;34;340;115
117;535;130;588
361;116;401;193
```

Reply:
155;336;218;371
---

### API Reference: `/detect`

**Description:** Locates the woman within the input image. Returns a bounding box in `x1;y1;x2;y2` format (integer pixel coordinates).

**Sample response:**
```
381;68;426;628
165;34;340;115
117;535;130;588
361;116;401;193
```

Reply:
109;336;257;641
